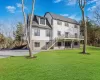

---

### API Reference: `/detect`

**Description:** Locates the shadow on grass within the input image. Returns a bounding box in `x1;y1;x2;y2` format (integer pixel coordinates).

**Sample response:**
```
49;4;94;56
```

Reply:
78;52;91;55
25;56;37;59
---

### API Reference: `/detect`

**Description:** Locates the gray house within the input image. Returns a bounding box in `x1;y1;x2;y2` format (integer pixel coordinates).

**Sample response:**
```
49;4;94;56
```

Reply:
28;12;83;50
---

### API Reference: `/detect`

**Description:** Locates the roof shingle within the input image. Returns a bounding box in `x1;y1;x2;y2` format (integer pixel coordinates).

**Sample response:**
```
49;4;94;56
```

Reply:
47;12;79;24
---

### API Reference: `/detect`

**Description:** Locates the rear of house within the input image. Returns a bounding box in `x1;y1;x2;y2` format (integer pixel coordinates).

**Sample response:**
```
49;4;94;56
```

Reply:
29;12;84;50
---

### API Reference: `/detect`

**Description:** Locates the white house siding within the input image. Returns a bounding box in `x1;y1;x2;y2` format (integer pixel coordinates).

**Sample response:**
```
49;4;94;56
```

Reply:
31;13;81;50
32;40;49;50
32;27;51;50
52;19;80;39
32;27;50;41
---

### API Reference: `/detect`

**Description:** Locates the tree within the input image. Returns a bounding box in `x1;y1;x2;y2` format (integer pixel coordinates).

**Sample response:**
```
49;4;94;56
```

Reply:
0;33;5;49
21;0;35;57
94;6;100;26
78;0;87;54
80;18;100;47
14;22;24;46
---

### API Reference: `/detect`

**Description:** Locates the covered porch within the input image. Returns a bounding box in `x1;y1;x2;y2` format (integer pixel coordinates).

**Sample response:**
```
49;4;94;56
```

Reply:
54;39;80;50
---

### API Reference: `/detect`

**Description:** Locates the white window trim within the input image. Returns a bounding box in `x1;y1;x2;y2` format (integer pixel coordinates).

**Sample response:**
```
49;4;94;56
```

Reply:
39;18;46;26
46;30;51;37
65;22;69;27
34;29;40;36
57;20;62;26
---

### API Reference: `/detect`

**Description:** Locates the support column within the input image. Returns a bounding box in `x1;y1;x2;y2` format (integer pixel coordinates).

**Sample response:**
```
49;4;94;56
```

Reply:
64;40;65;49
71;40;73;49
79;40;80;48
32;40;34;51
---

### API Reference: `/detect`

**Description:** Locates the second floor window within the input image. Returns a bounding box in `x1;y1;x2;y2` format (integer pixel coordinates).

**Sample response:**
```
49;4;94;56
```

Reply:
46;30;51;37
74;24;78;28
57;20;62;25
75;33;78;38
65;22;69;27
58;31;61;36
65;32;69;38
34;29;40;36
40;18;46;25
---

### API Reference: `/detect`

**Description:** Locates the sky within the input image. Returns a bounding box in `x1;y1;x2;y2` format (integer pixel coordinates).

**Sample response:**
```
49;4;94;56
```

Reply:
0;0;100;36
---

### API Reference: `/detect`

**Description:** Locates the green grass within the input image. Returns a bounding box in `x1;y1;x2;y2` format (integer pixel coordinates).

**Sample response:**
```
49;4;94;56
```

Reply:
0;46;100;80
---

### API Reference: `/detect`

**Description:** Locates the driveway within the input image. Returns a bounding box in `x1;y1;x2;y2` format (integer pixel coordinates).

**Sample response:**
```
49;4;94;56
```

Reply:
0;50;40;58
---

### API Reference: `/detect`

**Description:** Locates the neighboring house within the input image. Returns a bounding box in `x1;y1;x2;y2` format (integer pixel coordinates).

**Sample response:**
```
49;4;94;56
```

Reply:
28;12;84;50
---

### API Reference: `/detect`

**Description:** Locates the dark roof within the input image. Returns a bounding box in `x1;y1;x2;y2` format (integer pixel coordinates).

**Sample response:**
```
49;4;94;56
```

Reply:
45;12;79;24
32;15;52;29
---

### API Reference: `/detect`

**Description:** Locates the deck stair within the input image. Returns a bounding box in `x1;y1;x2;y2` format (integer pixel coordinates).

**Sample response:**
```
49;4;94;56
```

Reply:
41;35;65;50
41;34;84;50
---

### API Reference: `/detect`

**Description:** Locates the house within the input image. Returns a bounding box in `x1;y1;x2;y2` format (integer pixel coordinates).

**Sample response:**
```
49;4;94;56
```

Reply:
29;12;84;50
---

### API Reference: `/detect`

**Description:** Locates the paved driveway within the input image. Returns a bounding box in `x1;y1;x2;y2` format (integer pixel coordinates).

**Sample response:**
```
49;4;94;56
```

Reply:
0;50;40;58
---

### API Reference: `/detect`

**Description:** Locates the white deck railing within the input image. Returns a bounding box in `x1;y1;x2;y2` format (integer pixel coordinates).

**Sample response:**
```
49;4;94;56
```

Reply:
57;34;84;40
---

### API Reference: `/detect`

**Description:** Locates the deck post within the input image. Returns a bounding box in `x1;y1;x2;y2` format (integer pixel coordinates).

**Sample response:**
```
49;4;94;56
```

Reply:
71;40;73;49
64;40;65;49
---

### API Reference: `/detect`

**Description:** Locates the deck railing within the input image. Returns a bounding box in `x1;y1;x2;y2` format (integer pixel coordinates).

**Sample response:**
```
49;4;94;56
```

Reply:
57;34;84;40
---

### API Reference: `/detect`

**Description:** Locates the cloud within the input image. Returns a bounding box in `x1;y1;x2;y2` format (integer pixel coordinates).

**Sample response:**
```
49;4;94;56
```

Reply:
60;14;69;16
53;0;62;3
68;14;80;21
6;3;28;14
88;5;96;11
16;3;22;8
95;0;100;6
87;0;100;12
16;3;27;9
88;0;98;4
6;6;16;13
66;0;99;6
60;13;80;21
67;0;77;6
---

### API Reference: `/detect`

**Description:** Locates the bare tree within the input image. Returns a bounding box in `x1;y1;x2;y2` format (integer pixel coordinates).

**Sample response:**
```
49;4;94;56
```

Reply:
94;6;100;26
21;0;35;57
78;0;87;54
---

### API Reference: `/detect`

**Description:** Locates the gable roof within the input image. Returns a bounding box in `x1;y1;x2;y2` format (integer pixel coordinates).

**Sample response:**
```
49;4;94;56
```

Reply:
45;12;79;25
32;15;52;29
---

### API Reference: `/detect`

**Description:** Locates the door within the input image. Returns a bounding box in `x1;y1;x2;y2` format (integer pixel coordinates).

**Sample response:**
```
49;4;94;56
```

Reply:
65;41;71;48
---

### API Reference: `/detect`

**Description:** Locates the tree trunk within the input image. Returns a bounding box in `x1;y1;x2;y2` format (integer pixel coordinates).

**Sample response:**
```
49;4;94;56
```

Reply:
28;25;33;57
21;0;35;58
29;44;33;57
82;9;87;54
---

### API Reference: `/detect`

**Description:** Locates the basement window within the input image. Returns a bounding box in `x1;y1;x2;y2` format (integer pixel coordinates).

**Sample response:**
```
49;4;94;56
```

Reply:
74;42;78;45
35;42;40;47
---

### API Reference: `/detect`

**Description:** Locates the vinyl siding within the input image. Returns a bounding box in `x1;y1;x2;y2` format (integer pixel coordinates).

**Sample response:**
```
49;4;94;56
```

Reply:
52;19;80;39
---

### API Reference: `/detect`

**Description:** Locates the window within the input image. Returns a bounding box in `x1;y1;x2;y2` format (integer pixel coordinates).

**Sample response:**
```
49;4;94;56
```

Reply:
57;42;62;46
57;20;62;25
65;32;69;38
46;30;51;37
75;33;78;38
34;29;40;36
65;22;69;27
46;42;49;45
46;42;50;46
35;42;40;47
40;18;46;25
74;42;78;45
74;24;78;28
58;31;61;36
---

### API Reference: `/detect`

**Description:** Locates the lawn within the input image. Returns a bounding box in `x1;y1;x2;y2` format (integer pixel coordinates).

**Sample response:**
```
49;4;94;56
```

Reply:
0;46;100;80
